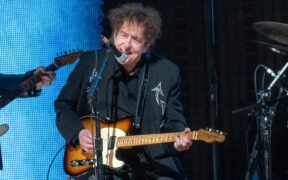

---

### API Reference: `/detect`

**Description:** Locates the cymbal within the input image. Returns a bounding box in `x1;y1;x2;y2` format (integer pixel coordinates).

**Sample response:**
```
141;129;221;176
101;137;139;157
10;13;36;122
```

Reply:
253;21;288;45
252;40;288;55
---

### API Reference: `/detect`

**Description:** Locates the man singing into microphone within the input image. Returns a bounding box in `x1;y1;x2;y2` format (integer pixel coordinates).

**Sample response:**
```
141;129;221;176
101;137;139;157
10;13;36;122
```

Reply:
55;3;192;179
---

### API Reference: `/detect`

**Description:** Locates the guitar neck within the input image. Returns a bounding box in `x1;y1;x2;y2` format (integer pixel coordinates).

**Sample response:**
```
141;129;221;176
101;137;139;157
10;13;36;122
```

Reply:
116;131;196;148
46;62;61;71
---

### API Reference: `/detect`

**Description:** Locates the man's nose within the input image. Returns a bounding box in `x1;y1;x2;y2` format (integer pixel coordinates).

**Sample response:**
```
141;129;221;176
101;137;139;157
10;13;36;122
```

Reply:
123;38;132;49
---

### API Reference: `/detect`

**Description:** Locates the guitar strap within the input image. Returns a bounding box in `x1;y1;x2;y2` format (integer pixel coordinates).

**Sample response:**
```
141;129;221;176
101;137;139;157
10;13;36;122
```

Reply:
134;54;151;129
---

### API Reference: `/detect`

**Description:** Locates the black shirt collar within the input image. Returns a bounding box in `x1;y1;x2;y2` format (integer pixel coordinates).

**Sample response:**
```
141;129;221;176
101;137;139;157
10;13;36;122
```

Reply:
115;55;146;80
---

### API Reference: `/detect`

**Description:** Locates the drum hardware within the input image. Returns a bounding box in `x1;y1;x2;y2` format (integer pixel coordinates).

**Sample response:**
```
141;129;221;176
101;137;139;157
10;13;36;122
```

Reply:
233;21;288;180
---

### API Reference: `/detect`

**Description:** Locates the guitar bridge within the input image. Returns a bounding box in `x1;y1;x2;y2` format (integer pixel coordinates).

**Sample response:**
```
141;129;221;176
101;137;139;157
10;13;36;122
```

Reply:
70;159;95;167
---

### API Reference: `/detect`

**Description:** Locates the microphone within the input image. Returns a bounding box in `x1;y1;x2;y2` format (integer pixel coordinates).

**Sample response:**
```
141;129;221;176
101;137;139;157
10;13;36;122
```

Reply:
101;35;127;63
264;63;288;90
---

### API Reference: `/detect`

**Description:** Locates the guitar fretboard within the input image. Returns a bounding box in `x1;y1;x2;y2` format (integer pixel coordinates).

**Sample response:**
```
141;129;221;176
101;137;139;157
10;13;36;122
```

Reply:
116;131;196;148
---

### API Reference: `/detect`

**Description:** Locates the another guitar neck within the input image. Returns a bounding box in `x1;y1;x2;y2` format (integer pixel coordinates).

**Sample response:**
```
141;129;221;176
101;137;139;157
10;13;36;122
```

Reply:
116;131;196;148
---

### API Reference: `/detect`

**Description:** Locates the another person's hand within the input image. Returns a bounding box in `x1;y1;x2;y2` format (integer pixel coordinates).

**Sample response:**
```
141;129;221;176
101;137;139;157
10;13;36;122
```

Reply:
174;128;192;152
34;67;55;89
78;129;94;155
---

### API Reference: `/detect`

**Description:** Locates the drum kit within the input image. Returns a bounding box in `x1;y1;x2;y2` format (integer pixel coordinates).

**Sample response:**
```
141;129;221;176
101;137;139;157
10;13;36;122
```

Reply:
234;21;288;180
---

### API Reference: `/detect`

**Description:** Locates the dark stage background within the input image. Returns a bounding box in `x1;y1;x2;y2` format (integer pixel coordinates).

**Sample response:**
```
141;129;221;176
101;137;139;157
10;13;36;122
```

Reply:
102;1;288;179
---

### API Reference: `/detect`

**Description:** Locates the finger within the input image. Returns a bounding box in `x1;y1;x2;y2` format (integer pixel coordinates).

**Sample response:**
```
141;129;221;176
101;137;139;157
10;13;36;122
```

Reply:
46;71;56;78
37;81;50;87
41;76;53;83
176;136;182;146
178;137;191;150
49;72;56;80
174;141;180;151
34;67;46;74
182;136;190;145
39;74;55;86
174;138;179;148
184;128;190;132
180;136;188;147
80;144;91;153
175;137;183;150
42;73;56;83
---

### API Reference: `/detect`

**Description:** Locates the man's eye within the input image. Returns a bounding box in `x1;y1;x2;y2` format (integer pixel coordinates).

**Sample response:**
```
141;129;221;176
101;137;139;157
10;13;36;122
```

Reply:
133;38;142;43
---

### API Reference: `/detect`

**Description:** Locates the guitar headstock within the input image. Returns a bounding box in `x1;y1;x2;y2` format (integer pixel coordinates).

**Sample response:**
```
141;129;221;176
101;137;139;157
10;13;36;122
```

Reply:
197;128;226;143
54;50;84;68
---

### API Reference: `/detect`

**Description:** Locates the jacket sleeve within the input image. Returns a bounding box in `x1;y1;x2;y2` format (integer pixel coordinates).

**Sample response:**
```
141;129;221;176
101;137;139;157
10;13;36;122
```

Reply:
0;74;25;95
162;66;187;132
0;71;41;98
54;54;89;145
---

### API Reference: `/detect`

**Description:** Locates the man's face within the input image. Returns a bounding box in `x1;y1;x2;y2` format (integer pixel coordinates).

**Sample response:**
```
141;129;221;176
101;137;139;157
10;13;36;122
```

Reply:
113;21;149;65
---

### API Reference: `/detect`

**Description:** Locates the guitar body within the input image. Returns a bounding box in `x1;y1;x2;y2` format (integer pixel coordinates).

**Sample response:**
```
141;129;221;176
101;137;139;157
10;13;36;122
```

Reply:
64;116;132;177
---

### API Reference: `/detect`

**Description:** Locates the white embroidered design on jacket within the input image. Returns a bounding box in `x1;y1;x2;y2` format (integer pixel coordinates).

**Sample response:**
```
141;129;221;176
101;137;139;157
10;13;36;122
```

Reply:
151;82;166;115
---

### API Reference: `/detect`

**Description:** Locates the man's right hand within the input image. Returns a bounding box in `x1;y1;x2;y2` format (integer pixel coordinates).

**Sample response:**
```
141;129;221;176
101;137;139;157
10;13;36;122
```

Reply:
78;129;94;154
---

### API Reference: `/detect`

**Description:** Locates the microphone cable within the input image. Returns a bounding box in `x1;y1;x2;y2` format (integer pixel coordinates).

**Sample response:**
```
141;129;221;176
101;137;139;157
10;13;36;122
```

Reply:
46;144;66;180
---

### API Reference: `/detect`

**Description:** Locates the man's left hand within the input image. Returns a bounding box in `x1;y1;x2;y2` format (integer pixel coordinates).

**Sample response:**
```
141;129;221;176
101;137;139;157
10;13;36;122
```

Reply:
174;128;192;152
34;67;56;89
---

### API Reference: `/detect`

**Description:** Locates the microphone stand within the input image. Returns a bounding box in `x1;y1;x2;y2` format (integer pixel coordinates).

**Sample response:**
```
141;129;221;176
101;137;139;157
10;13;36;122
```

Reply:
87;50;111;180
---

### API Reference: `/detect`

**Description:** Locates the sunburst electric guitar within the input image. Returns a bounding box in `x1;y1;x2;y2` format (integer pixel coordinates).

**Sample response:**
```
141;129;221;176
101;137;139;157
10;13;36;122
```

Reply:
64;117;226;176
0;50;83;109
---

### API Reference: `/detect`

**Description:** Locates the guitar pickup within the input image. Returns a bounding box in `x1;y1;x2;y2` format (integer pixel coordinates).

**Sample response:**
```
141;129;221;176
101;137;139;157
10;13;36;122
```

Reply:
70;159;95;167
